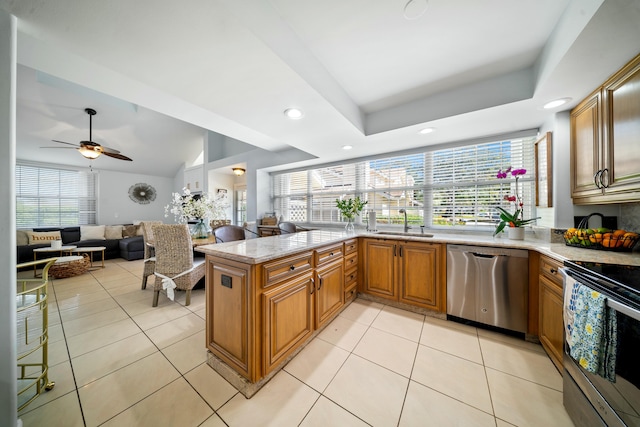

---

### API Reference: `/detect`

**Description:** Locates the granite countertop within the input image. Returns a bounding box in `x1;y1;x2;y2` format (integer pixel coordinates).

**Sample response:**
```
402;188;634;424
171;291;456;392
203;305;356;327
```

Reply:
195;229;640;266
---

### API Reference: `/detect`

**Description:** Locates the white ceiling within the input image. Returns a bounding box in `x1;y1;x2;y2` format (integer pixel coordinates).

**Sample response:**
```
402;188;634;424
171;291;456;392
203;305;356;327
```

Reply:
3;0;640;178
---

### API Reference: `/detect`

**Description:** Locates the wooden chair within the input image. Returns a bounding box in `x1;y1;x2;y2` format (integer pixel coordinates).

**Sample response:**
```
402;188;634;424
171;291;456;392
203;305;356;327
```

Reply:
278;222;298;234
140;220;162;289
151;224;205;307
214;225;246;243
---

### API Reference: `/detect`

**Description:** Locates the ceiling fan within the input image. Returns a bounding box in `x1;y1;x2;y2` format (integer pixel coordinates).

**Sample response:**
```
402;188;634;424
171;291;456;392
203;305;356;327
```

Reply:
50;108;133;161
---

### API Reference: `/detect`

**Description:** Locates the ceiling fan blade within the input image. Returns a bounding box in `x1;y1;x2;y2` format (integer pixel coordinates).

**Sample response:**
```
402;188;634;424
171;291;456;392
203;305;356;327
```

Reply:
41;146;76;149
102;151;133;161
52;139;80;147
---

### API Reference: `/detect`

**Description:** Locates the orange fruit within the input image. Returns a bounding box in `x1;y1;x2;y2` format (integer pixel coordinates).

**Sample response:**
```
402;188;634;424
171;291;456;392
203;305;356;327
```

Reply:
623;232;639;248
602;233;613;248
613;229;627;238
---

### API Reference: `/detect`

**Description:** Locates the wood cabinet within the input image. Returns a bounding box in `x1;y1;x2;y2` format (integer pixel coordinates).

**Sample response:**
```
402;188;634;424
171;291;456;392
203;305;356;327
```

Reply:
184;165;204;192
205;239;348;395
315;259;344;328
362;238;445;312
262;272;314;375
538;255;564;373
571;53;640;204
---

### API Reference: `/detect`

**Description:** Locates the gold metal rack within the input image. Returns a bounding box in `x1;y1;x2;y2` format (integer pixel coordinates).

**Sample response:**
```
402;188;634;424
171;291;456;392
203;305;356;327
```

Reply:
16;258;57;411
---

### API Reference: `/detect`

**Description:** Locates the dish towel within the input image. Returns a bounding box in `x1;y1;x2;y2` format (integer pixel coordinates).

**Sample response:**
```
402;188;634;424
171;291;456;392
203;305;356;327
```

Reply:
568;283;617;382
563;273;581;350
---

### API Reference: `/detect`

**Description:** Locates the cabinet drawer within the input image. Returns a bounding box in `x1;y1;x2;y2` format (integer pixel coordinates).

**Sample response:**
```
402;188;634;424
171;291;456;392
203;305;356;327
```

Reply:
344;285;357;303
315;243;343;267
262;251;314;288
539;255;563;287
345;266;358;288
344;239;358;255
344;251;358;271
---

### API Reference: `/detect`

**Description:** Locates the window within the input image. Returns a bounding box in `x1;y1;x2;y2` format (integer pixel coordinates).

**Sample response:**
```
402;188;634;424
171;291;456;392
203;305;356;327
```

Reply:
16;164;97;228
271;136;536;230
235;186;247;225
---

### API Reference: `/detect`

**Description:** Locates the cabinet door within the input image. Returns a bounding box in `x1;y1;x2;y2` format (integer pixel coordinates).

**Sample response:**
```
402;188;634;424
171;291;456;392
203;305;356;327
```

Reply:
315;259;344;328
603;55;640;198
262;273;314;375
571;90;603;201
398;242;443;311
207;258;253;379
539;275;564;373
362;239;397;300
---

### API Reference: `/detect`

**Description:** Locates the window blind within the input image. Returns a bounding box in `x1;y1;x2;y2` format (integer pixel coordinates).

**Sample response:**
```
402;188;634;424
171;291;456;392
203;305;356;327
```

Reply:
16;164;97;228
271;135;536;230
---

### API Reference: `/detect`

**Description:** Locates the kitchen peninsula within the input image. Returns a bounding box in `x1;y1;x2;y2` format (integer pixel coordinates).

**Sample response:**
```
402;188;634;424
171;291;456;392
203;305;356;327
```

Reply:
196;229;640;397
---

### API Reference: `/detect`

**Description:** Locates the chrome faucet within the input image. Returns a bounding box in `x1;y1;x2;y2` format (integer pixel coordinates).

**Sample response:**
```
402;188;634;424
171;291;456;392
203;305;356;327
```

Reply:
399;208;411;232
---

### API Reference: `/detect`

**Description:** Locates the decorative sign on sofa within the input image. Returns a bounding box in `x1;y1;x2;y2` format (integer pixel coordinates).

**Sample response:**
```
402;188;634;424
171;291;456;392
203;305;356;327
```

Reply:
128;183;157;204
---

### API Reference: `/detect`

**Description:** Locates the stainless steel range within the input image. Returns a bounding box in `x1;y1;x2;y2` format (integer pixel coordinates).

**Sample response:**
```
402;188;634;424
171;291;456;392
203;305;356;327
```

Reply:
561;260;640;427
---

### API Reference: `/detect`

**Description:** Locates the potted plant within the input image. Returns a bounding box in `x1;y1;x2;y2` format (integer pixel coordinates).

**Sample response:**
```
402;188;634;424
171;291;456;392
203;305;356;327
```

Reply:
335;196;368;232
493;167;539;239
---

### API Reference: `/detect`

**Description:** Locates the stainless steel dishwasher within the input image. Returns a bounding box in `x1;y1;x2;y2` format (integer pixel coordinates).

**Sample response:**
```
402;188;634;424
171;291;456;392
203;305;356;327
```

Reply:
446;244;528;333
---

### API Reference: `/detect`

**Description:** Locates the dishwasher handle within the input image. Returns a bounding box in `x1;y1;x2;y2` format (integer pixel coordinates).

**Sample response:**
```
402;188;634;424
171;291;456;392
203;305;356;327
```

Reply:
470;252;497;259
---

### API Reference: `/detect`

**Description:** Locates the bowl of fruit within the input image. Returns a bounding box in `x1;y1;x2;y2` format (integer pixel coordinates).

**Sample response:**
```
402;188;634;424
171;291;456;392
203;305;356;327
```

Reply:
564;226;639;251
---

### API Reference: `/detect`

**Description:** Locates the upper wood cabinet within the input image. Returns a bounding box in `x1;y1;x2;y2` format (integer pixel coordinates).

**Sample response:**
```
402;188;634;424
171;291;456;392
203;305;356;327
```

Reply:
571;53;640;204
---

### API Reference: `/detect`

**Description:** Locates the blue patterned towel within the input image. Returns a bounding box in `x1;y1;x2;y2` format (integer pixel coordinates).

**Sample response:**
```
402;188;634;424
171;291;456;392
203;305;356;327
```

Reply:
569;284;617;382
563;274;581;349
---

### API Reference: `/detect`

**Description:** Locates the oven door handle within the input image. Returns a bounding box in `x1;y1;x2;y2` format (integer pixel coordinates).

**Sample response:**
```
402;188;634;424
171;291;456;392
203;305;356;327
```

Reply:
607;299;640;322
561;267;640;321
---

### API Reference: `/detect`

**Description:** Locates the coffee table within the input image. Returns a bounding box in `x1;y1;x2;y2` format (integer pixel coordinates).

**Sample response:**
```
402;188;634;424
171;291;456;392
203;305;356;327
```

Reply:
71;246;107;268
33;246;77;277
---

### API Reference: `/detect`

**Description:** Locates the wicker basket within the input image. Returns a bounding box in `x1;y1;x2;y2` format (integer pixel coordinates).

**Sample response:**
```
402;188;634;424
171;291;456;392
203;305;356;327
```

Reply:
563;213;639;252
49;255;90;278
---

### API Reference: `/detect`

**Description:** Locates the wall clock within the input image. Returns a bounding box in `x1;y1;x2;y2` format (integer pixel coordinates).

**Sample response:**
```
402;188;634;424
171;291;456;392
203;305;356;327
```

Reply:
128;183;157;204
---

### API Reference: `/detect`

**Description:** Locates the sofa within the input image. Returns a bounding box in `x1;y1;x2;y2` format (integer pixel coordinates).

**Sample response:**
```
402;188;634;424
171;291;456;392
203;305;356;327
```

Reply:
17;224;145;265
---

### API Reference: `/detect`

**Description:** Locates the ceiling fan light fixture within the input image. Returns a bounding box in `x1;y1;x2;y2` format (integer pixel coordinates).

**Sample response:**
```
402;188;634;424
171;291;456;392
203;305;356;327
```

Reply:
78;145;102;159
232;167;246;176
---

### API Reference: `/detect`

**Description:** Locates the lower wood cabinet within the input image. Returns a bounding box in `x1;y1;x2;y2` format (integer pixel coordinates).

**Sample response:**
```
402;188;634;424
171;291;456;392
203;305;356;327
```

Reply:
538;255;564;372
315;259;344;328
362;238;445;312
262;272;314;375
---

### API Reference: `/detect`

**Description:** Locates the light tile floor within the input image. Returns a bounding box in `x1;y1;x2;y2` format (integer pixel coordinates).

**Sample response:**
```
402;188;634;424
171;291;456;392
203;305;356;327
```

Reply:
18;258;575;426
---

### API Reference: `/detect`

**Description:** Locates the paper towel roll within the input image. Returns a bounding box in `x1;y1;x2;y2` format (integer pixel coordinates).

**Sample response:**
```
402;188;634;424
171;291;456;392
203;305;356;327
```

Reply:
368;211;377;232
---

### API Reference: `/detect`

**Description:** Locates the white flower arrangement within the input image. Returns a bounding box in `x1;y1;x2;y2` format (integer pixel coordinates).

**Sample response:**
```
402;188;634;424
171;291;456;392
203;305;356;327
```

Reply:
164;187;229;223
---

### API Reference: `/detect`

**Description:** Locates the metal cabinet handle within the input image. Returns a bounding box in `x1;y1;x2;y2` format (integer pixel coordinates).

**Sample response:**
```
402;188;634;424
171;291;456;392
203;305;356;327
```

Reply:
393;244;397;256
399;246;403;257
310;278;315;294
601;168;609;188
550;268;557;274
289;265;295;271
329;252;334;256
318;276;323;290
594;170;602;189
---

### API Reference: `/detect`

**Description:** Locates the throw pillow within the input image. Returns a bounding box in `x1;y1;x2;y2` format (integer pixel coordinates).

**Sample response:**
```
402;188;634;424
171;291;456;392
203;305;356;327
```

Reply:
136;224;144;236
80;225;106;241
105;225;123;240
27;231;61;245
122;225;137;238
17;229;31;246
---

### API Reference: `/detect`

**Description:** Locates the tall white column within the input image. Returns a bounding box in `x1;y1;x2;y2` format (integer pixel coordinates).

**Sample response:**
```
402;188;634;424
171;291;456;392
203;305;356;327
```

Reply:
0;9;18;427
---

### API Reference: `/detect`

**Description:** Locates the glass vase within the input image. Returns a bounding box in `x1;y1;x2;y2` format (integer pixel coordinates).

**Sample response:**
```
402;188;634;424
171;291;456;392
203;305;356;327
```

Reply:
192;218;209;239
345;218;355;233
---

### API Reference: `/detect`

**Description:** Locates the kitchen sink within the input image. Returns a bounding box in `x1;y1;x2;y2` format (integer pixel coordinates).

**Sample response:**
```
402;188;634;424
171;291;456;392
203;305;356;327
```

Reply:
374;231;434;238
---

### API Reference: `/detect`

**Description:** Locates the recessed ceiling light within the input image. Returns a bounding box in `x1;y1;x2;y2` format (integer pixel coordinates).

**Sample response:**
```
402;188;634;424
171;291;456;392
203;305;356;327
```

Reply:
543;98;572;109
284;108;304;119
418;127;435;134
342;145;353;150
